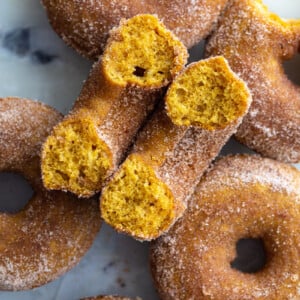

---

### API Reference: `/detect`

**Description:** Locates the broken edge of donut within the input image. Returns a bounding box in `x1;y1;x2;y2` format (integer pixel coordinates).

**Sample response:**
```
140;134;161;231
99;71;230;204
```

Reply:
165;56;251;130
102;14;188;88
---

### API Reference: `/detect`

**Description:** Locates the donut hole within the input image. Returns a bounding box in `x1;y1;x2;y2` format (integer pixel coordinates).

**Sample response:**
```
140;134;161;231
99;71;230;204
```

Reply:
166;56;250;130
103;14;187;87
283;52;300;86
230;238;267;273
0;172;33;213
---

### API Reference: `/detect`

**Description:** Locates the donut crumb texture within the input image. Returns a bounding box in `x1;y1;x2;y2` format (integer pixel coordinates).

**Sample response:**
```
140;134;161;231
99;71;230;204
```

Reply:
103;14;187;87
166;56;250;130
101;155;175;240
42;119;112;197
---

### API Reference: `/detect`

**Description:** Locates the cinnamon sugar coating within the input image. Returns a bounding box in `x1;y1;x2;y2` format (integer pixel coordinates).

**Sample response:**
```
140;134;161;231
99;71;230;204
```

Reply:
0;97;101;290
42;0;227;60
150;155;300;300
41;15;187;197
206;0;300;163
100;57;251;241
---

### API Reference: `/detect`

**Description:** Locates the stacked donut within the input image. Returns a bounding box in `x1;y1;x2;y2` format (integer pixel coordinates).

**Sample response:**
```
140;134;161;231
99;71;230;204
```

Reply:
0;0;299;299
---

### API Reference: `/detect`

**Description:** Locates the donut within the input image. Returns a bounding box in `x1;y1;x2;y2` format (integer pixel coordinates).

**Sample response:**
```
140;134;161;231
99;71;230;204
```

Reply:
41;0;228;60
101;56;251;241
205;0;300;163
0;97;101;290
150;155;300;299
41;14;187;198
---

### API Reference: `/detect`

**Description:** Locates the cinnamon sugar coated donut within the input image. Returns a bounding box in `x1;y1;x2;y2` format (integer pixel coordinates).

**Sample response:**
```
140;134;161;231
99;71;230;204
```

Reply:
206;0;300;163
0;97;101;290
101;56;251;241
42;0;228;59
41;14;187;197
151;155;300;299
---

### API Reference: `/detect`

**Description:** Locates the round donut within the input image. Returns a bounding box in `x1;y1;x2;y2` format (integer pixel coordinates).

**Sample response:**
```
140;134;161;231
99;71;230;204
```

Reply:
0;97;101;290
205;0;300;163
41;0;228;60
150;155;300;299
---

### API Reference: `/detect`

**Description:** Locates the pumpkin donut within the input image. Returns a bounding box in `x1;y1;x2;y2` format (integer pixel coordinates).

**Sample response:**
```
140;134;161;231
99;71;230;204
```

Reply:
41;0;228;60
101;56;251;241
206;0;300;163
150;155;300;300
41;14;187;198
0;97;101;290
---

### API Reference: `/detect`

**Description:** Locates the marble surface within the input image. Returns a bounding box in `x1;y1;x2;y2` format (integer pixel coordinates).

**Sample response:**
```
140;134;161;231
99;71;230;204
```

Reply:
0;1;299;299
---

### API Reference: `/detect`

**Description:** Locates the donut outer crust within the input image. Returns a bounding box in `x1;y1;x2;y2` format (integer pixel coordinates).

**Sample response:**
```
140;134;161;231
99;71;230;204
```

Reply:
150;154;300;300
0;97;101;290
41;0;228;60
206;0;300;163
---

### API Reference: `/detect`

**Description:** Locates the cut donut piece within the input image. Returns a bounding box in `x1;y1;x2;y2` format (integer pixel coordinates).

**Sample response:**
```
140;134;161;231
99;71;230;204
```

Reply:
166;56;250;130
101;56;252;240
41;14;188;197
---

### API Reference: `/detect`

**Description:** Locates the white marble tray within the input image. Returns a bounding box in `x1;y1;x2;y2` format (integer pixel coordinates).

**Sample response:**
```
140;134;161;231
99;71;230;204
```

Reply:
0;1;299;299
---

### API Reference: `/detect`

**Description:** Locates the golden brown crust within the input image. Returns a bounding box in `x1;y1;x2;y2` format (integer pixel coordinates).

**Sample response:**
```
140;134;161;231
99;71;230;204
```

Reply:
42;0;228;60
150;154;300;299
0;98;62;172
0;97;101;290
206;0;300;163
